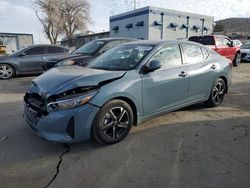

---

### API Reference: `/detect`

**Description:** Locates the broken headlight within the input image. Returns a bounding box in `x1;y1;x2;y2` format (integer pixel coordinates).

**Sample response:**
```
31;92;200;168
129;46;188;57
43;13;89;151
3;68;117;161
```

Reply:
47;91;97;113
56;60;75;67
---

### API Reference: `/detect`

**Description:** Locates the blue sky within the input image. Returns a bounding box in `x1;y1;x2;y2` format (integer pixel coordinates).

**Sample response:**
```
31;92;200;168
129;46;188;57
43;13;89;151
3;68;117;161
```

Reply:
1;0;250;44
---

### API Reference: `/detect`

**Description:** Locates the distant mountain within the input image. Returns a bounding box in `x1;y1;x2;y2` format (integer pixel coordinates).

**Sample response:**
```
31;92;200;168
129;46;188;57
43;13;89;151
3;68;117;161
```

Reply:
215;18;250;36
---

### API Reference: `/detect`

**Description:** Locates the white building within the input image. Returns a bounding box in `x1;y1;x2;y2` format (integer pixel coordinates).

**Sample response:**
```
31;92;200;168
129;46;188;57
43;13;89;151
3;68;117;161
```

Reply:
110;6;214;40
0;33;34;54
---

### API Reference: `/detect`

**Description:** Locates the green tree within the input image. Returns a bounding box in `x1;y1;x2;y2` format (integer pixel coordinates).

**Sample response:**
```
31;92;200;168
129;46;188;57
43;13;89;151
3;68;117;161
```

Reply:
213;22;225;33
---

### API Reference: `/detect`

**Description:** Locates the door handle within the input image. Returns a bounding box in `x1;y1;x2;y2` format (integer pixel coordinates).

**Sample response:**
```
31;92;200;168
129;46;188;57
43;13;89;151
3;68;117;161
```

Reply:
210;64;217;69
178;71;188;77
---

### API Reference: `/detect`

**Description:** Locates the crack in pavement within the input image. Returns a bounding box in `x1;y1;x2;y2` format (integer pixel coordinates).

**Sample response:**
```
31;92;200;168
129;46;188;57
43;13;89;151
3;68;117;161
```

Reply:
44;144;70;188
206;142;250;166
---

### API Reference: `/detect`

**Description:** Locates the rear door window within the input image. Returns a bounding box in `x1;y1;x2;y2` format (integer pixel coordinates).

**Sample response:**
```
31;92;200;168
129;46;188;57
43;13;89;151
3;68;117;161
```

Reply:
25;47;46;55
201;47;210;60
47;46;68;54
188;36;215;45
215;37;224;46
182;44;203;64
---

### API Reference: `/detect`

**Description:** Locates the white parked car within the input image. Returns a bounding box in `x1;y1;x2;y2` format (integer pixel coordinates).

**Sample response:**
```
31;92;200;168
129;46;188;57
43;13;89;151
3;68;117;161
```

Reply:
233;40;242;47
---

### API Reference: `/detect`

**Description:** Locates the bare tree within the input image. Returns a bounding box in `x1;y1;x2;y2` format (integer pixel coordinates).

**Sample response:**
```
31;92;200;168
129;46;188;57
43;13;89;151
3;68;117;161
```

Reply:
59;0;90;46
35;0;63;44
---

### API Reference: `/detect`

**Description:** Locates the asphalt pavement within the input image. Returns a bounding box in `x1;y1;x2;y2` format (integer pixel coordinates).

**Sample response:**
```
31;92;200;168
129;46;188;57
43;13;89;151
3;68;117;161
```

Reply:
0;64;250;188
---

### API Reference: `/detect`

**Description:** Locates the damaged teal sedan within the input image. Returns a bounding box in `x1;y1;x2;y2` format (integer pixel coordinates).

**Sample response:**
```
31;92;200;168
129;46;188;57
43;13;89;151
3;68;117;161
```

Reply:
24;40;232;144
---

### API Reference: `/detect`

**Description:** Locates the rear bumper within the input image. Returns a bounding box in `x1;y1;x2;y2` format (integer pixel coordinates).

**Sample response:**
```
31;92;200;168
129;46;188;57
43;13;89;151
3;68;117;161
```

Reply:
24;103;100;143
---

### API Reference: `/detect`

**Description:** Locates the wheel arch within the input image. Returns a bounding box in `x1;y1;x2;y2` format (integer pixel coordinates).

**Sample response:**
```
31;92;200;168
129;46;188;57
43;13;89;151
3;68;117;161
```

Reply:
105;96;138;126
219;76;228;93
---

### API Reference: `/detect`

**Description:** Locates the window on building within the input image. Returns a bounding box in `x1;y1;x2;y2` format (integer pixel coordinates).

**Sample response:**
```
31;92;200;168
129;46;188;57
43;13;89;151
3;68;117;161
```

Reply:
192;25;200;33
169;23;179;31
112;26;119;34
136;21;144;27
125;23;133;30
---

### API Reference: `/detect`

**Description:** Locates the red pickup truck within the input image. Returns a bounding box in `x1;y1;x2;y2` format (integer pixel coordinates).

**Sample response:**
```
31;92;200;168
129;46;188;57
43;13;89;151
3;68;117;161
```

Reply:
189;35;241;66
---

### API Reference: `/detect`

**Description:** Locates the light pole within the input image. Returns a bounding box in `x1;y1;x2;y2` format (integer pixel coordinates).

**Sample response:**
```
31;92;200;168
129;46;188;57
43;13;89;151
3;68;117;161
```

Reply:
186;16;190;39
201;18;205;36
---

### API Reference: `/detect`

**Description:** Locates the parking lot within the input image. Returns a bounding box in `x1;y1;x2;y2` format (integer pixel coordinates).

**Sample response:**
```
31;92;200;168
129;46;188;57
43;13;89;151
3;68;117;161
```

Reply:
0;64;250;188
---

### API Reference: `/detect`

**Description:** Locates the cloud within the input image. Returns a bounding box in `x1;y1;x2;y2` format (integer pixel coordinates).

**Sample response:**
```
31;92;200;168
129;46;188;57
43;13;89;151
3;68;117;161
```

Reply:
0;0;49;44
1;0;250;44
90;0;250;32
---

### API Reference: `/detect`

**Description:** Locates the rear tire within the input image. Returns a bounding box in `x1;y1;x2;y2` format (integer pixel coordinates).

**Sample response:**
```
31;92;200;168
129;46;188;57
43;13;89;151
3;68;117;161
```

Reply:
92;100;133;145
233;52;241;66
205;78;226;107
0;64;15;79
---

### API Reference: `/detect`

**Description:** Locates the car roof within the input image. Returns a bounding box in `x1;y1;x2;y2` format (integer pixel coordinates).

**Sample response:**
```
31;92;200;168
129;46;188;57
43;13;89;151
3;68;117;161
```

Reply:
95;37;139;42
189;35;228;38
123;39;205;47
29;44;69;48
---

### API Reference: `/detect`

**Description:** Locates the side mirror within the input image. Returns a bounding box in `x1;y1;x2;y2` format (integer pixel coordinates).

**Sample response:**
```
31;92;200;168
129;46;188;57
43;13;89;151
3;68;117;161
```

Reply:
142;60;162;73
19;52;26;57
228;41;234;47
98;50;106;55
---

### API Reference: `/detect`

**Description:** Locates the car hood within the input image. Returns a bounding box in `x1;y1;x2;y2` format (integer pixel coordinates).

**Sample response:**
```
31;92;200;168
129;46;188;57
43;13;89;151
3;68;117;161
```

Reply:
31;66;126;95
56;55;95;65
46;53;83;62
0;55;11;62
240;49;250;53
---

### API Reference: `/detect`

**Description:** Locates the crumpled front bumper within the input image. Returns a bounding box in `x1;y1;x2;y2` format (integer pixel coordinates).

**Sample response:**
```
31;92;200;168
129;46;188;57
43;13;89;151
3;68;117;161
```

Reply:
24;102;100;143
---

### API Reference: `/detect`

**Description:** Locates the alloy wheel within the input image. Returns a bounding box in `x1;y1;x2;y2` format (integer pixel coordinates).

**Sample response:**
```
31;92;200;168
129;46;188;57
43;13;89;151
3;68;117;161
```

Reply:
235;53;241;66
0;65;14;79
101;107;130;140
212;81;225;105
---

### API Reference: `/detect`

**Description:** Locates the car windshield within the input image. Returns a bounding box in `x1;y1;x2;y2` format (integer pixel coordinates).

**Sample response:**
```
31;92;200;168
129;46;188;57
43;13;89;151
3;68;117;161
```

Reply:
189;36;215;45
241;44;250;49
88;44;153;71
73;40;105;55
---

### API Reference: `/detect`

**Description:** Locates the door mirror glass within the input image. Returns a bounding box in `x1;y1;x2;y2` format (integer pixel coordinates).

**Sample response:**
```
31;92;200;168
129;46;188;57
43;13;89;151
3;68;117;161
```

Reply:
229;41;234;47
19;52;26;57
143;60;162;73
98;50;106;55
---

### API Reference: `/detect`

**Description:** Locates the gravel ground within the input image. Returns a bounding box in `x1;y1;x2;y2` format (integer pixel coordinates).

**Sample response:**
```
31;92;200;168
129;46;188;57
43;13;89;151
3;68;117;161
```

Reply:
0;64;249;188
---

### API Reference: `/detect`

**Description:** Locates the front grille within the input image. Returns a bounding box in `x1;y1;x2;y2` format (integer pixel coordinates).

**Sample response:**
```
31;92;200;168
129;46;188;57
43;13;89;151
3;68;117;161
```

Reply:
25;104;41;126
24;93;48;115
241;53;247;58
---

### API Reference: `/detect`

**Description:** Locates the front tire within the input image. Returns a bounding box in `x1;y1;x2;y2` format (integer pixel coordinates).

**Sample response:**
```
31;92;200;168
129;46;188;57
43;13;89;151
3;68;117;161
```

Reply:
92;100;133;144
233;52;241;66
0;64;15;79
205;78;226;107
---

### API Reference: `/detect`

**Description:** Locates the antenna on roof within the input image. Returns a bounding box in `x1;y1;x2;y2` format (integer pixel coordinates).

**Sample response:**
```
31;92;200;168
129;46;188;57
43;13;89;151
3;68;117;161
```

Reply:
134;0;136;10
